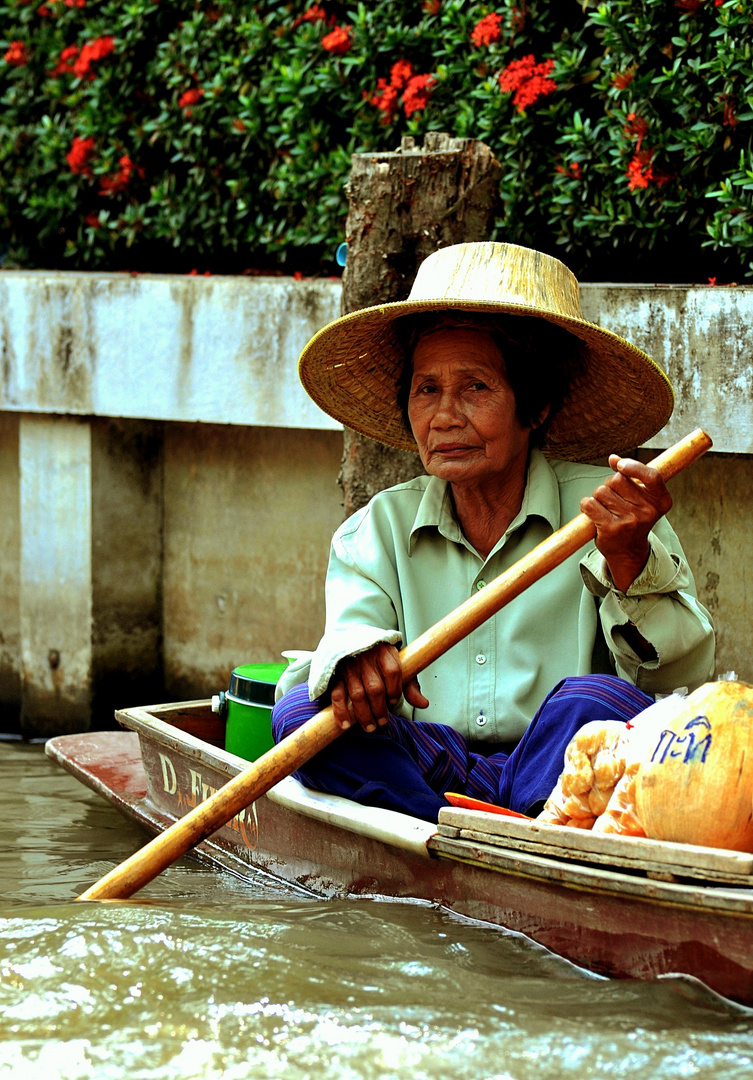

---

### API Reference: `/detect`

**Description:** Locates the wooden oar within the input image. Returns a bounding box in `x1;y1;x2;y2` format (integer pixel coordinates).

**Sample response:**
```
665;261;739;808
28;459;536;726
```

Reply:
78;428;712;901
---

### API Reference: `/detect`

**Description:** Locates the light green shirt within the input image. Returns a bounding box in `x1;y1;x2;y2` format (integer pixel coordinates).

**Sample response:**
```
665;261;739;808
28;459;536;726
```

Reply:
279;450;715;744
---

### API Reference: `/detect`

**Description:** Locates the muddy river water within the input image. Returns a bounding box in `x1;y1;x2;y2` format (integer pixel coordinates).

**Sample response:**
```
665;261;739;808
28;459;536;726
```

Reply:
1;739;752;1079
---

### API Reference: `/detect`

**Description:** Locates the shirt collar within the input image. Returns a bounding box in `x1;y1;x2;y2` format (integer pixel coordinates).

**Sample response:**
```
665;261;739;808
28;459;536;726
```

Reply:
408;449;561;556
409;475;461;552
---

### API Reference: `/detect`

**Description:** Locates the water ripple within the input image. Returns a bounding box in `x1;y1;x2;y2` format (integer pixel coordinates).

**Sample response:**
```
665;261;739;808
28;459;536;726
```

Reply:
0;744;751;1079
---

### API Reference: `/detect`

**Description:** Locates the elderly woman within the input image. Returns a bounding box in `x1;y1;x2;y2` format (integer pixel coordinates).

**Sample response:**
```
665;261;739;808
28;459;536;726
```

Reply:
272;243;715;822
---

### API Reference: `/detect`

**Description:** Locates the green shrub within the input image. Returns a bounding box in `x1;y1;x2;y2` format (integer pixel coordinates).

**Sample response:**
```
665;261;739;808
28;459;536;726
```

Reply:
1;0;751;280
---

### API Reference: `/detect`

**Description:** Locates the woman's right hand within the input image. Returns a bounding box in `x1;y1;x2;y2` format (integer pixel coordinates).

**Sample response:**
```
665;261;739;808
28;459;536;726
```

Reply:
329;642;429;732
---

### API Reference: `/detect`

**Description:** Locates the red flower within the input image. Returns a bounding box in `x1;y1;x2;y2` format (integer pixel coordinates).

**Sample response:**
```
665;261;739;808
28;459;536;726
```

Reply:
4;40;30;66
65;0;85;8
622;115;671;191
390;59;413;88
623;111;649;150
178;86;204;113
37;4;52;15
471;12;503;48
369;78;399;124
321;25;352;54
84;212;100;228
708;277;718;286
368;64;436;123
721;97;737;128
72;35;115;79
675;0;704;11
626;151;654;192
557;161;582;179
66;135;96;176
402;73;436;117
292;4;335;28
50;43;79;76
498;55;556;112
612;69;634;90
423;0;441;11
99;154;143;196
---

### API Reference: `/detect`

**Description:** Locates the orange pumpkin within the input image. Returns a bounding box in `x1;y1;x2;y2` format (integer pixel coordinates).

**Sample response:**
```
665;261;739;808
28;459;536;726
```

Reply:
635;681;753;851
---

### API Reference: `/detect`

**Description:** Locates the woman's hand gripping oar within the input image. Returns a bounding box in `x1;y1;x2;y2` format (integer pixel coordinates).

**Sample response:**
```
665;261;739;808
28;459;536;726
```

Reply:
77;428;712;901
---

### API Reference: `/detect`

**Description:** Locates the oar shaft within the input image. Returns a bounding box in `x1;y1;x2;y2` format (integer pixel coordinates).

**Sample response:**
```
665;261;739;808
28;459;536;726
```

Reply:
78;706;341;901
78;428;712;902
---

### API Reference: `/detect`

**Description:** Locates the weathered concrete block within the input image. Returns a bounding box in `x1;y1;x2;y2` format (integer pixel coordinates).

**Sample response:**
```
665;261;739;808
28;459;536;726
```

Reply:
11;415;164;737
647;450;753;686
161;423;343;702
0;272;342;430
91;418;164;720
0;414;20;723
580;284;753;455
19;415;92;735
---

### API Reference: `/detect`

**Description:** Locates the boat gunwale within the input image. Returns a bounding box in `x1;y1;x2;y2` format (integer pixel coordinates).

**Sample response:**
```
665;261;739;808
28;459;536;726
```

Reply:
115;703;437;859
115;700;753;915
436;811;753;882
429;834;753;917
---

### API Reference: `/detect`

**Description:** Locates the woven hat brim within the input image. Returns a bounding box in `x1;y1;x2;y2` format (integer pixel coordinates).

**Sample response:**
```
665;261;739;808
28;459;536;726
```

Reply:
299;298;674;462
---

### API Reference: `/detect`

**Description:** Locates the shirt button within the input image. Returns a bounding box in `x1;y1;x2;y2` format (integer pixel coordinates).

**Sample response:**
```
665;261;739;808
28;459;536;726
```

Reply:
475;653;487;665
476;713;488;727
476;580;486;590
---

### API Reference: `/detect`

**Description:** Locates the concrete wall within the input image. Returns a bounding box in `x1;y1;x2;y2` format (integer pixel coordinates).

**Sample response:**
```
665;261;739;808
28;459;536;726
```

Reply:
0;413;20;717
19;414;93;731
580;284;753;684
161;422;343;702
91;418;164;717
580;284;753;455
0;271;342;431
580;283;753;683
0;272;751;736
0;273;344;736
648;451;752;684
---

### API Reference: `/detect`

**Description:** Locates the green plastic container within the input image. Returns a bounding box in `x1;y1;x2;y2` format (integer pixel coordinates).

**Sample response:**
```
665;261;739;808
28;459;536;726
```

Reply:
221;662;288;761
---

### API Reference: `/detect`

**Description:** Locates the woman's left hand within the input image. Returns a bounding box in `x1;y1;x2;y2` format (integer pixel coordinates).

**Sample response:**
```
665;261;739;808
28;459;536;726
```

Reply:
580;455;673;593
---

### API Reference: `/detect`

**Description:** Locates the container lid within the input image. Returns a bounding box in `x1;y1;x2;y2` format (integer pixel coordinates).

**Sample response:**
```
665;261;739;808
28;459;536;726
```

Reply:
228;662;288;707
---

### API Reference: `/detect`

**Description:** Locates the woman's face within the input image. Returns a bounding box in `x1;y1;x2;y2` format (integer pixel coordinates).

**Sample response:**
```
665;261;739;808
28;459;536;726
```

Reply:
407;327;536;490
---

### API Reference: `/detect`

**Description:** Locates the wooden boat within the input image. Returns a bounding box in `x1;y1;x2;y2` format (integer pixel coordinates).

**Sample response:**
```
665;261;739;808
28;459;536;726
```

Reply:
46;698;753;1006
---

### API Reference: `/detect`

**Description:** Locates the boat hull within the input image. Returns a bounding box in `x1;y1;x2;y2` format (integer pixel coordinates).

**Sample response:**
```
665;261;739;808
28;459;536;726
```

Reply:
46;700;753;1006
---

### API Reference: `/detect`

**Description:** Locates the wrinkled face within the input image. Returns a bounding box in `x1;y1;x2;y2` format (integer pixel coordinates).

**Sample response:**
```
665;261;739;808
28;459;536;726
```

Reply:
407;327;534;488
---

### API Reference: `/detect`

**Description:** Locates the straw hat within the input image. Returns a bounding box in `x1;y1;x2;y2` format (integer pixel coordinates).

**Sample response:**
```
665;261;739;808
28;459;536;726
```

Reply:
299;242;673;461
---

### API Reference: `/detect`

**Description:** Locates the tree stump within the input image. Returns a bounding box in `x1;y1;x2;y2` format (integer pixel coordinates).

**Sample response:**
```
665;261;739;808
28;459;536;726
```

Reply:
337;133;502;519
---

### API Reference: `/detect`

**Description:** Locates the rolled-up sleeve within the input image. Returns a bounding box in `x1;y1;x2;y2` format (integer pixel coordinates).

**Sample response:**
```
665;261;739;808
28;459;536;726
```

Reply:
580;523;715;695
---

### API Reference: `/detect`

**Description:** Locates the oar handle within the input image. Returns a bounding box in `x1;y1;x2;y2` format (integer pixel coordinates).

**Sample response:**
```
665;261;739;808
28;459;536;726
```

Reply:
77;428;712;901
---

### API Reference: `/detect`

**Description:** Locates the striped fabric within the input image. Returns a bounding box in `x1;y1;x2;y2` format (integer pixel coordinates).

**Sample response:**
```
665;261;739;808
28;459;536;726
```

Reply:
271;675;653;821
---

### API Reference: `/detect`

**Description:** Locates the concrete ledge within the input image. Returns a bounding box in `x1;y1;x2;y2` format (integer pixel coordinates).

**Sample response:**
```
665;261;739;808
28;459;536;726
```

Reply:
580;285;753;455
0;272;342;431
1;273;751;453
